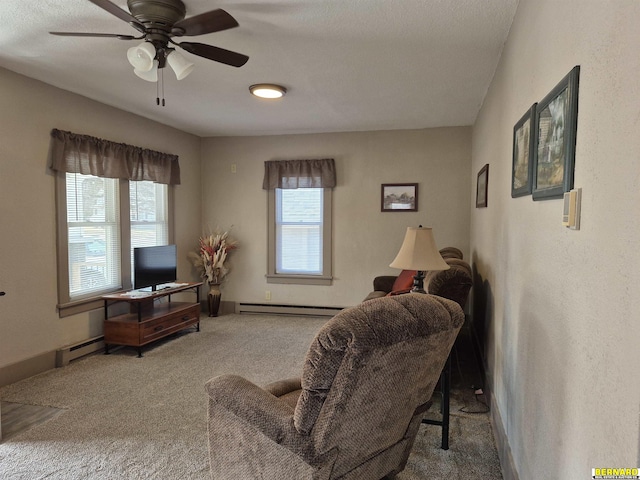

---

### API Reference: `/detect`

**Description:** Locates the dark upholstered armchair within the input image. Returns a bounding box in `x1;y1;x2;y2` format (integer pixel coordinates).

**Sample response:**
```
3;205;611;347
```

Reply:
205;294;464;479
364;250;472;310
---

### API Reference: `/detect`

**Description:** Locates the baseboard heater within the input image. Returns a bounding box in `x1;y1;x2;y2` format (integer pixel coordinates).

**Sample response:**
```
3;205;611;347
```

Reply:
236;303;345;317
55;336;105;367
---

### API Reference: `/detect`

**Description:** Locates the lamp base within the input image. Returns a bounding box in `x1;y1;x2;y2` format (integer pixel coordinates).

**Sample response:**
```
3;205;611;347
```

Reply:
411;271;427;294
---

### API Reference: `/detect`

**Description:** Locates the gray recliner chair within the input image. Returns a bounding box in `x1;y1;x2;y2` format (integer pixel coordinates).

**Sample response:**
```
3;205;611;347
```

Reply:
204;293;464;479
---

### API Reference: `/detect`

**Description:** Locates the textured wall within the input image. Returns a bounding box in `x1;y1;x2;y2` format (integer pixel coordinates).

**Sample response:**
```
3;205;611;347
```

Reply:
471;0;640;478
200;128;471;308
0;67;202;370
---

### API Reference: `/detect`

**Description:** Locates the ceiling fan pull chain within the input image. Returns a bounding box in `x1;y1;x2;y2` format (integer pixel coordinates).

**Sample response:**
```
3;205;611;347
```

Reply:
156;68;166;106
162;69;166;106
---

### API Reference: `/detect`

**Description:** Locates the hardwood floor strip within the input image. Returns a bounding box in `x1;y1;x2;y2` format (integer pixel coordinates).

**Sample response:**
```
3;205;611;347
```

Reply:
0;401;65;441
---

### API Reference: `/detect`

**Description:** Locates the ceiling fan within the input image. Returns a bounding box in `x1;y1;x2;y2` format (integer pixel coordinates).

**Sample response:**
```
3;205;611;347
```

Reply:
50;0;249;81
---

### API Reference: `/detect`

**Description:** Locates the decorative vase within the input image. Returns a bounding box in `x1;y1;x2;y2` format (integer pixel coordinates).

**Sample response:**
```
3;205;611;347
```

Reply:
207;283;222;317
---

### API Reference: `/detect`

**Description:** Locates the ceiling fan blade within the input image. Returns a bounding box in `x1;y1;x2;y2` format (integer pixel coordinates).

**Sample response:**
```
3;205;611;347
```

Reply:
88;0;146;33
172;9;239;36
50;32;138;40
178;42;248;67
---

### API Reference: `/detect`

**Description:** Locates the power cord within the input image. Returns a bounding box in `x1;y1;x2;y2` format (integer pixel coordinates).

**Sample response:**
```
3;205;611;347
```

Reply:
459;388;490;414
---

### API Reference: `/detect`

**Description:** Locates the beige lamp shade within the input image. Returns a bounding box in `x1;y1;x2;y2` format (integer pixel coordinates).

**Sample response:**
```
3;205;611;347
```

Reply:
390;227;450;272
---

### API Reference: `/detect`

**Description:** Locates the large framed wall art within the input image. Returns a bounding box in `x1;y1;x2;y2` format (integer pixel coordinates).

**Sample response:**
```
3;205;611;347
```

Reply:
511;104;537;197
532;66;580;200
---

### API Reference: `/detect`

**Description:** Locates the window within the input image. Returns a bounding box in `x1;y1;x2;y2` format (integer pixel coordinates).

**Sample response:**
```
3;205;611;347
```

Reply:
57;173;171;316
49;129;179;316
262;158;335;285
129;180;169;279
65;173;121;298
267;187;332;285
276;188;323;275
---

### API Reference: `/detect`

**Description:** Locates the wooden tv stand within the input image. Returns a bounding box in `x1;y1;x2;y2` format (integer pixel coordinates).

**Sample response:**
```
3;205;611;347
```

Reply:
102;282;202;357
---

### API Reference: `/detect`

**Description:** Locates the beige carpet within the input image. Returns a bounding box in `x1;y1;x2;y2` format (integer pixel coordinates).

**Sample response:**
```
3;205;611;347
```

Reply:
0;314;502;479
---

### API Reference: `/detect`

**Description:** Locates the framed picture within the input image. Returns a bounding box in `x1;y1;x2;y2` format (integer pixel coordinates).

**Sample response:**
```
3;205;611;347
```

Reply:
381;183;418;212
512;104;537;197
476;164;489;208
532;66;580;200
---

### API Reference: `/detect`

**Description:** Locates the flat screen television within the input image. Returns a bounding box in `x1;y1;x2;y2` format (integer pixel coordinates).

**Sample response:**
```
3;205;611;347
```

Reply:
133;244;177;291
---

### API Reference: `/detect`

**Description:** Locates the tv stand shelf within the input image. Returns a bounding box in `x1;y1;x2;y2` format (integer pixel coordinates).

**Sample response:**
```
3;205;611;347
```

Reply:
102;282;203;357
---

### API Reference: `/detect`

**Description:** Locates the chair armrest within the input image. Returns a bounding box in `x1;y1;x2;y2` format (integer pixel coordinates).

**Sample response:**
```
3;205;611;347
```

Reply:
206;373;318;464
264;377;302;397
206;375;297;438
373;275;397;293
388;288;411;296
206;375;321;471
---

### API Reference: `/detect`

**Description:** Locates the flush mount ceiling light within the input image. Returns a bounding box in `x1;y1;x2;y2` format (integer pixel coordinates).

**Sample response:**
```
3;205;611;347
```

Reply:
249;84;287;99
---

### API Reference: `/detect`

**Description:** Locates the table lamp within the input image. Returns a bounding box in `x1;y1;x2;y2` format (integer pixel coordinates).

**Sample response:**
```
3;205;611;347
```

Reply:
389;226;449;293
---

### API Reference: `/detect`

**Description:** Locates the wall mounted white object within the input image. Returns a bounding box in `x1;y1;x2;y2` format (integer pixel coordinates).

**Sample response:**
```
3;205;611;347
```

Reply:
562;188;581;230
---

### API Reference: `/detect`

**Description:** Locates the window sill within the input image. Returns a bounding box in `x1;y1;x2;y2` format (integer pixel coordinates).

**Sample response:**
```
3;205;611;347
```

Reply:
57;288;123;318
266;274;333;286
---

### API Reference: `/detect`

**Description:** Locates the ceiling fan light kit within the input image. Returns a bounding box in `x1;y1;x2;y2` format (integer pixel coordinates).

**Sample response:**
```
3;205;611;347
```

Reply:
134;60;158;82
127;42;156;72
166;50;194;80
250;84;287;99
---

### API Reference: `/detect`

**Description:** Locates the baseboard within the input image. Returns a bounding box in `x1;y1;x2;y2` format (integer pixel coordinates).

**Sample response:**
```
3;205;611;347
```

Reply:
0;351;56;388
236;302;344;317
489;391;519;480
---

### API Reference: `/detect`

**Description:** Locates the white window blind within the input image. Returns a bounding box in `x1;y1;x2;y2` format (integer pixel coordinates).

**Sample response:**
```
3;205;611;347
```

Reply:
129;180;169;279
63;175;169;301
275;188;323;275
66;173;121;298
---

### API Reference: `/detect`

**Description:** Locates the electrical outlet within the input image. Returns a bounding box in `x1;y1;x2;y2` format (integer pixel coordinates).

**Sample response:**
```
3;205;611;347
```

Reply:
231;163;237;174
265;290;271;301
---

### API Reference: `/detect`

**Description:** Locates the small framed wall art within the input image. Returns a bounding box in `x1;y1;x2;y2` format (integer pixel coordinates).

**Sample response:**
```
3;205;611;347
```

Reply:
381;183;418;212
476;164;489;208
532;66;580;200
511;103;537;197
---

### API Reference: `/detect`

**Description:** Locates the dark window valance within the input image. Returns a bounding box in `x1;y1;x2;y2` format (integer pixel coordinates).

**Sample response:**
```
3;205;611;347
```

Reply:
262;158;336;189
48;129;180;185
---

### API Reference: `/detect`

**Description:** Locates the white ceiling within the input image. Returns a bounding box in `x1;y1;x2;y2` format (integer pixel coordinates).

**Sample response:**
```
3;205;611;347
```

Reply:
0;0;518;137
